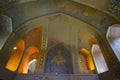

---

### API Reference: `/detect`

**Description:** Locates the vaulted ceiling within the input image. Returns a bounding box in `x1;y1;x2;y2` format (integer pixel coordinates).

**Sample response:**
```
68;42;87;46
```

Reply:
0;0;120;50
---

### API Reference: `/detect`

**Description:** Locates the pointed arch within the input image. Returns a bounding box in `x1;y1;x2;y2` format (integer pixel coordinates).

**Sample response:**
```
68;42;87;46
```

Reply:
106;24;120;61
18;46;39;73
91;44;108;73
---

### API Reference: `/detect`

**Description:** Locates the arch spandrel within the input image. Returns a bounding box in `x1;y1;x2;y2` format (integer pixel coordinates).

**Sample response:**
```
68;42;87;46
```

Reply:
2;0;119;35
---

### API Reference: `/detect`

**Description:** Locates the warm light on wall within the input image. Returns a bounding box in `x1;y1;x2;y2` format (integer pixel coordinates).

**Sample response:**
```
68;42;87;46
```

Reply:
6;40;25;72
18;46;39;73
13;46;17;50
17;27;42;73
79;48;95;71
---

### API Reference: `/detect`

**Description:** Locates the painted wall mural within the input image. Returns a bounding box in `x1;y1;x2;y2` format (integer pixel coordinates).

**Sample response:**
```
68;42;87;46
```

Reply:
109;0;120;17
45;43;73;74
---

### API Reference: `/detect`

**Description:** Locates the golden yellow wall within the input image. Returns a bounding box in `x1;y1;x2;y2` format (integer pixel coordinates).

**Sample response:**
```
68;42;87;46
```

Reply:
6;40;25;72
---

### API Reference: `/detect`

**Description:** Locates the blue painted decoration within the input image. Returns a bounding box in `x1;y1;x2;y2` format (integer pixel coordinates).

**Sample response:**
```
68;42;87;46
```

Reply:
45;43;73;74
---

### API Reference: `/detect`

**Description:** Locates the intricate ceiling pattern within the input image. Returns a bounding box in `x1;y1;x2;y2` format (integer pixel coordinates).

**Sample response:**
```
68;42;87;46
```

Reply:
108;0;120;17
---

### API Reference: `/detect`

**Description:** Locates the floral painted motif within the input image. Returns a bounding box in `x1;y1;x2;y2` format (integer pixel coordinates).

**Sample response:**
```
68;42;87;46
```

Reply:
108;0;120;17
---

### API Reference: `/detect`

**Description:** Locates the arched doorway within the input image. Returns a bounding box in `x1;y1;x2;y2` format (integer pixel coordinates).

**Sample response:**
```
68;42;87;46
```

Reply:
91;44;108;73
106;24;120;61
18;46;39;73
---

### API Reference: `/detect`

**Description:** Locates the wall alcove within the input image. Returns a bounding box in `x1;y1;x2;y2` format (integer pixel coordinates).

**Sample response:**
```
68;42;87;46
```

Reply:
0;13;109;75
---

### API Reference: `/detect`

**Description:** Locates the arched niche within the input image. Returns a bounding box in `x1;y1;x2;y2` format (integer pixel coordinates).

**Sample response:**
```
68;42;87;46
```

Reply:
41;13;106;74
0;15;47;69
6;40;25;72
91;44;108;73
106;24;120;61
1;13;114;75
5;26;43;73
18;27;43;74
18;46;39;73
79;48;95;74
